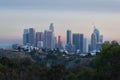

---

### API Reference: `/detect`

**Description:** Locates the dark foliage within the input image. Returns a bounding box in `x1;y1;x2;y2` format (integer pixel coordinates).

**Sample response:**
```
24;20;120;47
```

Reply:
0;41;120;80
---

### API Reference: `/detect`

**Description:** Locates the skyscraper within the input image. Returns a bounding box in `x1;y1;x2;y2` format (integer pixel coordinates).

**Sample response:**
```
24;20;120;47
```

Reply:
90;26;103;52
99;35;103;43
72;33;84;53
83;38;88;53
80;34;84;53
44;30;53;50
94;27;100;43
23;29;29;45
67;30;72;44
49;23;56;49
36;32;44;42
91;33;97;51
28;28;36;46
65;30;75;53
57;36;63;50
49;23;54;32
36;32;44;47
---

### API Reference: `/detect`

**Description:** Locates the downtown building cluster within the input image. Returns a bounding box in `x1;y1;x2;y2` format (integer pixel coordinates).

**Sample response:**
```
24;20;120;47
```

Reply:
65;27;103;54
23;23;103;54
23;23;63;50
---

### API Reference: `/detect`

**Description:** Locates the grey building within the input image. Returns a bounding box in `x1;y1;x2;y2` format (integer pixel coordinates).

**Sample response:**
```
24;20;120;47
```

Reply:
23;29;29;45
44;30;54;50
66;30;72;44
72;33;84;53
28;28;36;46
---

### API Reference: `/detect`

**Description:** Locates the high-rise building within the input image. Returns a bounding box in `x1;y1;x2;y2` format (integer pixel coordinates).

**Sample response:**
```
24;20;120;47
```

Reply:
44;30;54;50
57;36;63;49
94;27;100;43
28;28;36;46
49;23;56;49
66;30;75;53
83;38;88;53
54;37;57;48
91;33;97;51
49;23;54;32
67;30;72;44
36;32;44;47
90;27;103;52
23;29;29;45
73;34;80;52
99;35;103;43
80;34;84;53
72;33;84;53
37;41;44;48
36;32;44;42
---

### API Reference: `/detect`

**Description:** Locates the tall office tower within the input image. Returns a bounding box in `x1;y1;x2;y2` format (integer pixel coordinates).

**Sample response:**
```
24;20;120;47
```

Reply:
94;26;100;43
66;30;75;53
66;30;72;44
49;23;56;49
96;35;103;51
49;23;54;32
28;28;36;47
57;36;63;50
54;37;57;48
83;38;87;53
99;35;103;43
44;30;53;50
72;33;84;53
90;26;103;52
36;32;44;47
36;32;44;42
91;33;97;51
23;29;29;45
88;44;92;53
80;34;84;53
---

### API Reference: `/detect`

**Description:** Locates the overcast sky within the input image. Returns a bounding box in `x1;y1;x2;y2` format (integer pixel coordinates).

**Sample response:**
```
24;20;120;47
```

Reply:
0;0;120;44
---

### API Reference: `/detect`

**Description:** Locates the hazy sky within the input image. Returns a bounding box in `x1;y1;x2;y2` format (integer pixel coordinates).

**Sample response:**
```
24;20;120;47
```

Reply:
0;0;120;44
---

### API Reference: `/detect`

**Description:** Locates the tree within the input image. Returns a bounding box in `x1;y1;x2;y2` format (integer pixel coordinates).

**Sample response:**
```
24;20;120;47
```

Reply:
94;41;120;80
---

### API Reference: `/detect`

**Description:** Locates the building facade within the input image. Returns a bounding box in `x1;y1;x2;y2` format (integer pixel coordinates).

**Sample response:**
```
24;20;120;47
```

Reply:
72;33;84;53
23;29;29;45
28;28;36;46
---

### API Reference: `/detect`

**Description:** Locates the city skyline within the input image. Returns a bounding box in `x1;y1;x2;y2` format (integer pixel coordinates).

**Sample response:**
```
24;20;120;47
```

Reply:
0;0;120;45
22;24;102;53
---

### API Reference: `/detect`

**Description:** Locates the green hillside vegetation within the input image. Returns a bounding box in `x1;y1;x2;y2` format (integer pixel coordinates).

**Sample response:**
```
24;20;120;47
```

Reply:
0;41;120;80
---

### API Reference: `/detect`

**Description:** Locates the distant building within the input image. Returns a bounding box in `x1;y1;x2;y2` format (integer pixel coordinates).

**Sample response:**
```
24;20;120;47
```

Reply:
37;41;44;48
49;23;54;32
83;38;88;53
65;43;75;53
88;44;92;53
53;37;57;49
80;34;84;53
72;33;84;53
28;28;36;47
36;32;44;47
91;33;97;51
66;30;72;44
44;30;54;50
94;27;100;43
57;36;63;50
23;29;29;45
99;35;103;43
65;30;75;53
49;23;56;49
90;26;103;52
